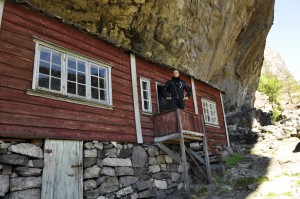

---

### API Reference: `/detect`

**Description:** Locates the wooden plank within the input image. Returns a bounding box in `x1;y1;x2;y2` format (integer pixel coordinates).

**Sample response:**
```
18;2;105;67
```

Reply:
177;109;191;199
154;133;180;143
220;93;230;147
42;139;83;199
201;116;212;184
185;148;208;181
130;54;143;143
156;143;181;164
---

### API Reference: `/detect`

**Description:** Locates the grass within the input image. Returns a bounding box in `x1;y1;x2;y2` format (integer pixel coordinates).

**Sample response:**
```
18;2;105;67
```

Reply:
266;191;293;198
235;176;269;188
224;153;243;167
275;172;300;178
296;180;300;185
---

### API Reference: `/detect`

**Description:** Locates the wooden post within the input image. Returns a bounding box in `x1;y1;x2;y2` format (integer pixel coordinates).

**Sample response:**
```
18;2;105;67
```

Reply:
0;0;5;28
177;109;191;199
220;92;231;148
191;77;199;114
201;115;213;184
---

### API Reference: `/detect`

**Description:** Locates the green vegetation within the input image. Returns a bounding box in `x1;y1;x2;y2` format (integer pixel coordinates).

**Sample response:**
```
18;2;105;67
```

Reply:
265;191;293;198
224;153;243;167
296;180;300;185
235;176;269;188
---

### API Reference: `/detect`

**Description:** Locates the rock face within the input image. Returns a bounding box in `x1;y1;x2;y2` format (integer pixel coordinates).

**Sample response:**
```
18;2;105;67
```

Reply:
23;0;275;127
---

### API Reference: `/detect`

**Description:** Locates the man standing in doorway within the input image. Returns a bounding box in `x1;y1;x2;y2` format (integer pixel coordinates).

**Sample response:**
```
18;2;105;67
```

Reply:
163;69;192;110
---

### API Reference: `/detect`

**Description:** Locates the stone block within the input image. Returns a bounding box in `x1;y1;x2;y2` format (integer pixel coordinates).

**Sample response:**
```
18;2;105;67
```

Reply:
9;188;41;199
115;167;134;176
171;172;181;182
84;165;101;179
0;175;9;197
103;158;132;167
156;155;166;164
148;157;157;165
104;144;114;149
160;164;167;171
105;148;117;158
99;177;119;194
164;155;173;164
0;154;28;166
118;149;133;159
96;176;108;186
8;144;43;158
100;167;115;176
119;176;139;187
84;158;97;168
97;159;103;168
14;167;42;176
132;146;147;167
94;142;104;150
83;179;97;191
2;164;12;175
84;142;94;149
116;186;134;198
153;180;167;190
134;180;149;191
137;190;155;198
85;188;100;199
167;164;177;172
147;146;159;156
152;172;172;180
84;149;97;158
98;150;106;159
10;177;42;191
148;165;160;173
0;143;11;149
155;190;167;199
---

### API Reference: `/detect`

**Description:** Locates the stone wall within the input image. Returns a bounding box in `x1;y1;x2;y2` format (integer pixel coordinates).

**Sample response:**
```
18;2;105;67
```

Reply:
0;139;44;198
83;142;186;199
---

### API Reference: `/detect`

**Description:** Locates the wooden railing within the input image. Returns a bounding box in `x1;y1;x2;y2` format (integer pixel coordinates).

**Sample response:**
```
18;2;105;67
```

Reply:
153;109;203;137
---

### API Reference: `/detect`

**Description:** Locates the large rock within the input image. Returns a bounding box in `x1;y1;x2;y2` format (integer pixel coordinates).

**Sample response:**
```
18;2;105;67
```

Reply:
14;167;42;176
102;158;132;167
100;167;115;176
84;165;101;179
9;189;41;199
8;144;43;158
135;180;150;191
0;154;28;166
84;149;97;158
116;186;134;198
83;180;97;191
0;175;9;196
10;177;42;191
23;0;275;129
115;167;134;176
99;177;119;194
132;146;148;168
147;146;159;157
119;176;139;187
137;190;155;198
26;159;44;168
153;180;167;190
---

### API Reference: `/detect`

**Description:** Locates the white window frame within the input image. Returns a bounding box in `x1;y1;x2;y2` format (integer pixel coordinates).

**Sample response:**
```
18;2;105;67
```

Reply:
140;77;152;113
32;39;112;106
201;99;219;126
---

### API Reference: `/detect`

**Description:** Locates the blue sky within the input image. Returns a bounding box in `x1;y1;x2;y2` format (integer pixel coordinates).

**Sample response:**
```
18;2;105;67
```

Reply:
266;0;300;80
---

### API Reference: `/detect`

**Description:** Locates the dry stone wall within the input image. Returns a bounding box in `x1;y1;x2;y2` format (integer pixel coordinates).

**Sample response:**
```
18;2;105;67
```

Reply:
83;141;186;199
0;139;44;199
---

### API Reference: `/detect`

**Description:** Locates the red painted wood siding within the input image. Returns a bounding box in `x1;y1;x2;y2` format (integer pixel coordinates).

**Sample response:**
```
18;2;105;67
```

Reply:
0;2;146;142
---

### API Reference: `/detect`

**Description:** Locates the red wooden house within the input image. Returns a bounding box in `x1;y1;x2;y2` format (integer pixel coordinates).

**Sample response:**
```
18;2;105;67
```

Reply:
0;1;229;147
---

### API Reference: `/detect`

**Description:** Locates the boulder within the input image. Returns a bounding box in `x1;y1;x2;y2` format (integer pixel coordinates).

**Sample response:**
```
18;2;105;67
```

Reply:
0;154;28;166
149;165;160;173
132;146;147;167
84;165;101;179
119;176;139;187
84;158;97;168
153;180;167;190
10;177;42;191
115;167;134;176
94;143;103;150
135;180;149;191
116;186;134;198
84;149;97;158
102;158;132;167
83;180;97;191
85;188;100;199
8;144;43;158
118;149;133;159
105;148;117;158
147;146;159;157
100;167;115;176
99;177;119;194
14;167;42;176
0;175;9;197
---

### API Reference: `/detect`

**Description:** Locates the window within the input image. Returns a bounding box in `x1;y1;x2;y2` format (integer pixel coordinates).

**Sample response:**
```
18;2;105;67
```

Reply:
140;78;152;113
33;41;112;106
201;99;219;126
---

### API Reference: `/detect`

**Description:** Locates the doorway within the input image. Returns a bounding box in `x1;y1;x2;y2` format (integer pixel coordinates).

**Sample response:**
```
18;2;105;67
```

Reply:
156;82;172;113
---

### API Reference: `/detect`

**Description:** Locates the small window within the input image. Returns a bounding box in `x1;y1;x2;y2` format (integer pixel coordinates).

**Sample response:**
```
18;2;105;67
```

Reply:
140;78;152;113
33;42;112;105
201;99;219;126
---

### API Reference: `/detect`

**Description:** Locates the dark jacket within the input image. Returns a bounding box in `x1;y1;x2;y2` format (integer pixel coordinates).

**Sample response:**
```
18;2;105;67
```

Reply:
163;77;192;100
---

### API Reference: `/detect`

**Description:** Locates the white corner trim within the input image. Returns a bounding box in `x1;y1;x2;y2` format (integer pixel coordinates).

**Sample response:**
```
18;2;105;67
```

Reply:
0;0;5;28
191;77;199;114
220;93;231;147
130;54;143;143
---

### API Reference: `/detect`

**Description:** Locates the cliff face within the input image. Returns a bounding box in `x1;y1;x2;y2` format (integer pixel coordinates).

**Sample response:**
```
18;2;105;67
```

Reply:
23;0;275;126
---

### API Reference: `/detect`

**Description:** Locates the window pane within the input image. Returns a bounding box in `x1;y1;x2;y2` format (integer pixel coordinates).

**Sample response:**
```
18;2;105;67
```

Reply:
143;91;148;100
99;68;106;78
51;64;61;78
52;51;61;65
38;74;49;89
51;77;60;91
78;61;85;72
39;61;50;75
91;66;98;76
78;84;86;97
91;88;99;99
40;49;50;62
99;79;105;89
142;81;147;90
68;58;76;70
100;90;106;100
67;82;76;94
68;69;76;82
77;72;86;84
144;101;149;110
91;76;98;87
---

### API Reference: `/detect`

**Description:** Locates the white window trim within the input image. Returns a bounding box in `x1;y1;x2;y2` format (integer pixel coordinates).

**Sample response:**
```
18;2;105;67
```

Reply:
201;98;219;127
140;77;152;113
32;39;113;107
0;0;5;28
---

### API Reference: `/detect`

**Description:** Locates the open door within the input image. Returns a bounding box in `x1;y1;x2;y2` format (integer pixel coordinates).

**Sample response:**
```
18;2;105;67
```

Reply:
156;83;172;113
42;139;83;199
